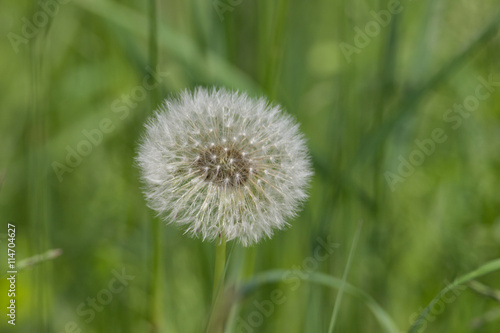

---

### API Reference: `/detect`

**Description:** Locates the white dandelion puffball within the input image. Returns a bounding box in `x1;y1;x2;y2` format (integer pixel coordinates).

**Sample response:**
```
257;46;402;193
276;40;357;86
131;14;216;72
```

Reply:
137;87;312;246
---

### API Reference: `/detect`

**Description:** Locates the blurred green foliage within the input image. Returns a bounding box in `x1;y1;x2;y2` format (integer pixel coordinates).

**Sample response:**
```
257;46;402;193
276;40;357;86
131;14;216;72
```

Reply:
1;0;500;332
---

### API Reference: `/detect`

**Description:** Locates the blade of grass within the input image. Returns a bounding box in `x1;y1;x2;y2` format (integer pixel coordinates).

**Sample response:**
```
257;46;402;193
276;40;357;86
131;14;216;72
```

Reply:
73;0;260;93
148;0;159;106
148;1;162;332
240;268;399;333
18;249;63;270
28;3;52;330
467;280;500;303
351;10;500;167
408;258;500;333
328;220;363;333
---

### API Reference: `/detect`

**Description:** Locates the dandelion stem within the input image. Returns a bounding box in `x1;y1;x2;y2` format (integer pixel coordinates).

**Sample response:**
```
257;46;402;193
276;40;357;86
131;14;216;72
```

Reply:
212;233;227;304
207;234;227;333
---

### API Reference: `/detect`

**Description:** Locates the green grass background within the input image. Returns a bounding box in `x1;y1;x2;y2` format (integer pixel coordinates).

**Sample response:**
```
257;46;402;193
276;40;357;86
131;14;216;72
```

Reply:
1;0;500;332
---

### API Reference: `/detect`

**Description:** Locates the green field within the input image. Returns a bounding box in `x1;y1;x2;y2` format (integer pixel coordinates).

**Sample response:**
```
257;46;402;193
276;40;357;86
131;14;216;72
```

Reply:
2;0;500;332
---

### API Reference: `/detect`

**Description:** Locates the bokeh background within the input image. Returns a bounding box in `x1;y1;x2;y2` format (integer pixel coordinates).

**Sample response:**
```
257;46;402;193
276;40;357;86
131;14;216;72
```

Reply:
2;0;500;332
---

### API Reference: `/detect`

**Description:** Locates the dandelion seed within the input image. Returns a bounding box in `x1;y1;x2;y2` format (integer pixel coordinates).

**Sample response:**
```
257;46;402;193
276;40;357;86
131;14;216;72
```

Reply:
136;87;312;246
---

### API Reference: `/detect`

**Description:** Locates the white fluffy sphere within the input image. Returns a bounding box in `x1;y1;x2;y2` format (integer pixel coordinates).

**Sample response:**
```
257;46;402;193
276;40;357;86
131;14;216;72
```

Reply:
137;87;312;246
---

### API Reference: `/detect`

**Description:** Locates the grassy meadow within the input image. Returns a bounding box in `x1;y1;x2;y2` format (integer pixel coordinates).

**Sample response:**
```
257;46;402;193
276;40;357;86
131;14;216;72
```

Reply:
1;0;500;332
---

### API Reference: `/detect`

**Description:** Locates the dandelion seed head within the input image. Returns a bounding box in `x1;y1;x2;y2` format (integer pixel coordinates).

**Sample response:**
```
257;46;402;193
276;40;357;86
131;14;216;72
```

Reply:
136;87;312;246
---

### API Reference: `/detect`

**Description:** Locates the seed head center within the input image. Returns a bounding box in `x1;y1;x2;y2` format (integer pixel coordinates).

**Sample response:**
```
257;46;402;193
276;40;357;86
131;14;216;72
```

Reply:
195;145;250;186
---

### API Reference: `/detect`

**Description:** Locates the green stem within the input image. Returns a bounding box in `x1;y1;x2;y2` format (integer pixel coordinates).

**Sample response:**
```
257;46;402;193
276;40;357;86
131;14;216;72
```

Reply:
206;234;227;333
224;246;255;332
212;234;227;304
